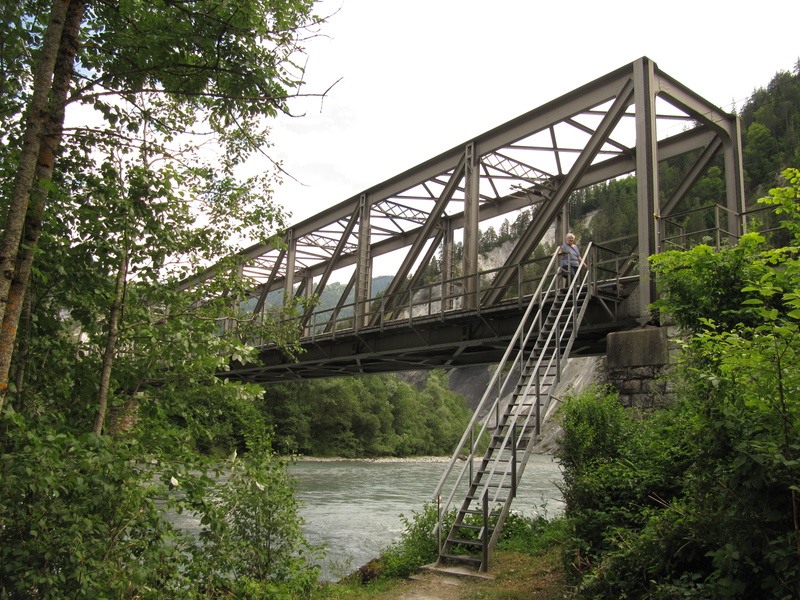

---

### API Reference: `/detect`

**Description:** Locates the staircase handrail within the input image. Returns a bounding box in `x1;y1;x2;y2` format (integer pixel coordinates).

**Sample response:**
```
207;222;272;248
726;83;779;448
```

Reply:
431;250;562;516
474;243;594;504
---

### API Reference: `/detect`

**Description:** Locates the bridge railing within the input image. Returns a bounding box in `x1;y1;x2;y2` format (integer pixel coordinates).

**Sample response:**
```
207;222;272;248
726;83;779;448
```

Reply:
286;255;556;343
235;237;637;350
661;203;740;250
742;203;792;247
243;241;631;348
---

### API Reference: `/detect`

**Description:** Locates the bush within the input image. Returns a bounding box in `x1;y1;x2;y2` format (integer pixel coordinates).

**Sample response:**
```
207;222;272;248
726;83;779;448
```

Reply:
374;503;569;580
558;174;800;598
188;439;325;598
377;503;443;579
497;512;570;556
0;411;188;599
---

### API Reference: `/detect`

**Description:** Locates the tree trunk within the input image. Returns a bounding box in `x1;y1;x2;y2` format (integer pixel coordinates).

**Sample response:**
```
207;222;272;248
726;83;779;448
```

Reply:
93;245;129;435
0;0;70;325
12;292;31;401
0;0;85;410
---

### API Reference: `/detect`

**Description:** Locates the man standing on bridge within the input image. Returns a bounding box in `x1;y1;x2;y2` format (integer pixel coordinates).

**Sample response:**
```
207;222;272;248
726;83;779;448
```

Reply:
558;232;583;281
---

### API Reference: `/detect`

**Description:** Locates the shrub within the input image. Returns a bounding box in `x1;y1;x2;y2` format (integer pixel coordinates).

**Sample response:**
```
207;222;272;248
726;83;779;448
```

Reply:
189;439;325;598
377;503;443;579
0;411;188;599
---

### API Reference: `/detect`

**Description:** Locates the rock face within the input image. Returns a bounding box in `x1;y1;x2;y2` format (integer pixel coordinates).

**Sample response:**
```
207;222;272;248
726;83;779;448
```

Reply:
410;335;677;455
395;355;605;456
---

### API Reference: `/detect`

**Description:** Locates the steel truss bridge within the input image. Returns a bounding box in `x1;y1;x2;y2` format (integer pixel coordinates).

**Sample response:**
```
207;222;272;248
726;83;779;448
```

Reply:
182;57;745;384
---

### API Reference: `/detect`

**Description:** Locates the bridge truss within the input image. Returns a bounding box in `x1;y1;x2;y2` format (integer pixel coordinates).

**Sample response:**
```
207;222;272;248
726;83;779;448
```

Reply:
181;57;745;382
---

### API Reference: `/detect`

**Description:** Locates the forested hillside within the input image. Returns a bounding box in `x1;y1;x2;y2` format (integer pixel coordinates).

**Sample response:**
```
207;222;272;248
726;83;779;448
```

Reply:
262;370;471;457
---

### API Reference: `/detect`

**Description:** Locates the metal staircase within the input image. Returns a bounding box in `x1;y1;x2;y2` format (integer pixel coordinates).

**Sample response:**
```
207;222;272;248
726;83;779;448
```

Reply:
431;243;593;572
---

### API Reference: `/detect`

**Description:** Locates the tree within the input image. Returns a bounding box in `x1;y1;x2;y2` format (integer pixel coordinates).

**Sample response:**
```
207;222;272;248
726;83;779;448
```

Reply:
559;169;800;599
0;0;325;418
0;3;329;595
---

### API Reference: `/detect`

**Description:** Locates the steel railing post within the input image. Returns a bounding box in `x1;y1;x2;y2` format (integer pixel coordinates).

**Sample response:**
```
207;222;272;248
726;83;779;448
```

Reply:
511;424;517;498
482;490;489;572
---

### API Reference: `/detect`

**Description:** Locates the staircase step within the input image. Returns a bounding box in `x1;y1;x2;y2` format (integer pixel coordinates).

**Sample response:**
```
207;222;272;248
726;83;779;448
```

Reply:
476;468;518;476
472;481;515;490
461;507;502;516
451;523;487;532
441;554;483;565
447;537;485;547
466;494;508;503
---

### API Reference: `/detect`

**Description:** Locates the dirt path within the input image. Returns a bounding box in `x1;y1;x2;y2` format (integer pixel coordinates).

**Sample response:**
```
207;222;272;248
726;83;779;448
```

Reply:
396;571;469;600
368;552;568;600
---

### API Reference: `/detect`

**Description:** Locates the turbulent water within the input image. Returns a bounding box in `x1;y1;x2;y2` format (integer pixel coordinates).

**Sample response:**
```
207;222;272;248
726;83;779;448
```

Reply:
292;456;564;580
166;455;564;582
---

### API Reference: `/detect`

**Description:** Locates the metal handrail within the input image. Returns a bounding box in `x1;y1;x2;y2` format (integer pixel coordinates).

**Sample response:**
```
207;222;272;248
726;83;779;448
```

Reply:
430;252;561;510
465;245;594;509
432;243;594;545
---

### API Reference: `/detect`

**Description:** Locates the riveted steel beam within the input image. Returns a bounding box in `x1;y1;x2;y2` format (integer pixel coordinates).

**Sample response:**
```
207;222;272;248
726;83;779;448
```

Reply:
635;57;660;323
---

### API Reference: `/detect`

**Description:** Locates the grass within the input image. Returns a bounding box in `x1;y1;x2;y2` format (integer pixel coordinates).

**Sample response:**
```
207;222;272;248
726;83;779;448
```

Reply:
313;547;571;600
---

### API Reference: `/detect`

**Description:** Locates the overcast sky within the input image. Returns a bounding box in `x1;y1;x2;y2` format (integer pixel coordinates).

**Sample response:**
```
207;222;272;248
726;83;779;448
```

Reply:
261;0;798;226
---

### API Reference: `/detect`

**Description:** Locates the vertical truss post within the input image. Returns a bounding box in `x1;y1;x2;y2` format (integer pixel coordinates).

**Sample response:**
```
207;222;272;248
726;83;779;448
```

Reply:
634;58;659;324
355;194;372;331
441;218;455;311
463;143;480;309
283;228;296;317
303;268;314;336
556;203;569;249
226;262;244;335
723;116;746;240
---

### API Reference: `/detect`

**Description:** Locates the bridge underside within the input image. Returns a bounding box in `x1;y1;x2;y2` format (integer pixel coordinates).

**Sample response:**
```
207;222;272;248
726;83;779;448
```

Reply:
223;291;639;384
185;57;744;384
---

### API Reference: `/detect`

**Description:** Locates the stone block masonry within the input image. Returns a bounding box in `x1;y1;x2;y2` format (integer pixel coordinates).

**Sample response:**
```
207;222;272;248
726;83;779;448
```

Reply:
602;326;681;412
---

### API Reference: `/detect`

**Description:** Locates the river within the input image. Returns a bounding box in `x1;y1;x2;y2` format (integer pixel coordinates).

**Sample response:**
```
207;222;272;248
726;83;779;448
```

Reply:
167;455;564;581
292;456;564;580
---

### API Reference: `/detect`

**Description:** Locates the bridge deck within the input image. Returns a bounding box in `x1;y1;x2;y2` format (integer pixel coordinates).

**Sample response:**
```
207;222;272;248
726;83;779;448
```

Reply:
224;277;640;384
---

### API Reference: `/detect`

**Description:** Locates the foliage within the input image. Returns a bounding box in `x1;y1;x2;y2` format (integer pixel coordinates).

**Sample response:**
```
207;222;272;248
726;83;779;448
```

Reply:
496;512;570;556
741;63;800;193
557;169;800;599
377;503;443;579
261;371;472;458
0;1;330;597
0;409;327;599
373;503;568;581
649;233;769;333
0;411;190;599
189;438;324;598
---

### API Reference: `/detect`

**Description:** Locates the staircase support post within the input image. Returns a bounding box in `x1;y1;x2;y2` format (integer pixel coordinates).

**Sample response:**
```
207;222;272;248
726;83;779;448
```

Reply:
482;489;489;572
535;371;541;436
511;424;518;498
469;428;474;483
